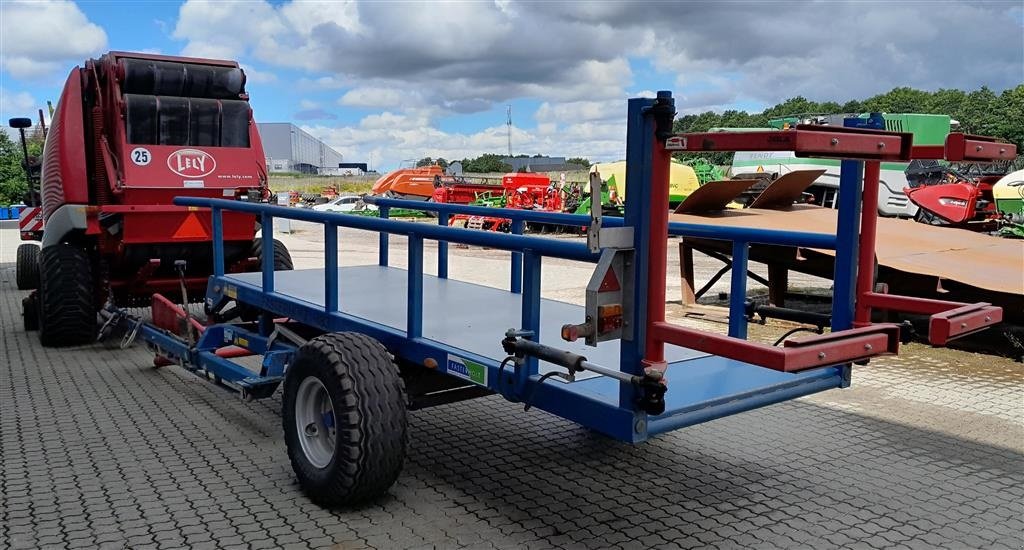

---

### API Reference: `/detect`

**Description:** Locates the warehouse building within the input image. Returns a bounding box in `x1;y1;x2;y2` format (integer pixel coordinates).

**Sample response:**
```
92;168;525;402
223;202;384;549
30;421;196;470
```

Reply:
257;123;344;174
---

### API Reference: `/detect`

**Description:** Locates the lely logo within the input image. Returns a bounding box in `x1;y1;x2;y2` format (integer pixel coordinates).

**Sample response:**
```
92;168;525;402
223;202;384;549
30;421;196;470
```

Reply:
167;149;216;178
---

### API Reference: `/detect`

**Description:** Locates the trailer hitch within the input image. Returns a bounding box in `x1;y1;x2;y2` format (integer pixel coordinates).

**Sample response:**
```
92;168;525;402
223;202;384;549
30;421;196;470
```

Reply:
501;330;666;415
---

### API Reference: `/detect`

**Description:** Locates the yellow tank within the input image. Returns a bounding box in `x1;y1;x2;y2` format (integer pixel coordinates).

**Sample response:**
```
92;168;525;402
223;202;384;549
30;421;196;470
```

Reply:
992;169;1024;215
590;160;699;203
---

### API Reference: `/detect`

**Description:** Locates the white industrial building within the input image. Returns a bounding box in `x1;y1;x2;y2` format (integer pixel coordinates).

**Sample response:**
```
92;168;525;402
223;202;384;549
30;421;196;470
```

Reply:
257;123;344;175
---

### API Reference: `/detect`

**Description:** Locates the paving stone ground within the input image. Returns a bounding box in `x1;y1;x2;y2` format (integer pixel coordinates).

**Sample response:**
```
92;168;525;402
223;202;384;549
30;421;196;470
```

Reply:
2;224;1022;549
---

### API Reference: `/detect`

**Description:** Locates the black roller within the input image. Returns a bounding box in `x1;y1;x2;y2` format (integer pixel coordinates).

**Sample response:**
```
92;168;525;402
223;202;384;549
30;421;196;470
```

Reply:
121;58;244;99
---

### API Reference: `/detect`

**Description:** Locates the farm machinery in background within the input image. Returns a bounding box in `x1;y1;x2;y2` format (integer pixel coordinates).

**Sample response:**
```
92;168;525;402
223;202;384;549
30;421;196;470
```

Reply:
16;51;289;347
904;159;1023;236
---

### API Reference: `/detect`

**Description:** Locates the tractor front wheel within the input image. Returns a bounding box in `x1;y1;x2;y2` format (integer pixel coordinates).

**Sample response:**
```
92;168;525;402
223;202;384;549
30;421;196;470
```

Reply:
282;332;407;507
38;244;96;347
16;243;40;290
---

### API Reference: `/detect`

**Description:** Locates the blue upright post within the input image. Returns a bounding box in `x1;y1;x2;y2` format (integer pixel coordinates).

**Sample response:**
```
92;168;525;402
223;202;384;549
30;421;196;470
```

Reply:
325;223;338;313
832;163;865;329
211;207;224;277
379;206;390;266
510;219;524;293
519;251;542;391
619;97;656;410
437;212;449;279
407;234;423;338
728;240;749;339
260;213;274;293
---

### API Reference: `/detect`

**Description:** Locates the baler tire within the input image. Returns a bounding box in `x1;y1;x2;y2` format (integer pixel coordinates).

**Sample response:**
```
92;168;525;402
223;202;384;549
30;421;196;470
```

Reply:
38;244;96;347
16;243;40;290
282;332;408;507
251;238;294;270
22;292;39;331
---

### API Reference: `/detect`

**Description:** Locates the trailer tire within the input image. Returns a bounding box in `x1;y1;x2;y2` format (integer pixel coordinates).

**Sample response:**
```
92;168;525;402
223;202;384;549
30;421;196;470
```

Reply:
252;238;294;270
38;244;96;347
16;243;40;290
283;332;407;507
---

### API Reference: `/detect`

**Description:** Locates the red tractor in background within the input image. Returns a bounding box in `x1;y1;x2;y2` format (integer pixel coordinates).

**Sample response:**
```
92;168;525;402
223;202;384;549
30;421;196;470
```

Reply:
22;51;289;347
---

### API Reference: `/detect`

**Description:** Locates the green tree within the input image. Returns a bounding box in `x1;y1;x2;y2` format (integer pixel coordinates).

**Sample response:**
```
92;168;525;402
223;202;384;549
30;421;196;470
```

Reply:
924;88;967;118
461;153;512;173
566;157;591;168
415;157;434;167
840;100;864;113
995;85;1024;152
959;86;1001;136
0;131;34;205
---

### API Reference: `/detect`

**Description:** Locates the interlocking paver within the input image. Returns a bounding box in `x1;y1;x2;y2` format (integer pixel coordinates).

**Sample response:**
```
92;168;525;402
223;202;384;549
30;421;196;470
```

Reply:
2;228;1023;550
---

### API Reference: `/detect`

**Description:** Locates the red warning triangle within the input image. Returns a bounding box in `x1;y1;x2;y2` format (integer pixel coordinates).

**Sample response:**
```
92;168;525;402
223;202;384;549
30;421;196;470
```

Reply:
598;267;620;292
173;213;209;239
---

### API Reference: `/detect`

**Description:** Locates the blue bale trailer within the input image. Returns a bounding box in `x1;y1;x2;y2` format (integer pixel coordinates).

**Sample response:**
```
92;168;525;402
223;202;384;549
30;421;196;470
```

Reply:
108;92;911;507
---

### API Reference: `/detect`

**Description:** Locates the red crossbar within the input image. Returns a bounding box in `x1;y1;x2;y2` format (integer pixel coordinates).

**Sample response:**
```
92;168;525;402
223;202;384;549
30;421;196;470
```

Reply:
650;322;900;373
943;133;1017;162
665;125;912;161
860;292;1001;346
929;303;1002;346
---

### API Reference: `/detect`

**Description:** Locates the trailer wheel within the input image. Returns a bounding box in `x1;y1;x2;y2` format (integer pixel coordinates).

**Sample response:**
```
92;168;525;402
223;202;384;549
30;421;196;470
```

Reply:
38;244;96;347
252;238;294;270
16;243;40;290
283;332;407;507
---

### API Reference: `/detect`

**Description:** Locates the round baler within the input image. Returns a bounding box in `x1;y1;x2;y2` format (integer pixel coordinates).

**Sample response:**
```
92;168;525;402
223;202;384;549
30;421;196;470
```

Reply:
29;51;282;346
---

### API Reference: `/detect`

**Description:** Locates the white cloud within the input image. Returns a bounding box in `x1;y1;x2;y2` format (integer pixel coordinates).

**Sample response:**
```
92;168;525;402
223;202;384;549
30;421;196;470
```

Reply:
169;0;1022;173
339;86;420;109
302;105;627;173
240;65;278;84
0;0;107;79
0;88;37;116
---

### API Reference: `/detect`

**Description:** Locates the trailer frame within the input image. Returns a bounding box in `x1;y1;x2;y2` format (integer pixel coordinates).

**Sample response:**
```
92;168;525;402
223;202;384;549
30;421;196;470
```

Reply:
113;91;928;504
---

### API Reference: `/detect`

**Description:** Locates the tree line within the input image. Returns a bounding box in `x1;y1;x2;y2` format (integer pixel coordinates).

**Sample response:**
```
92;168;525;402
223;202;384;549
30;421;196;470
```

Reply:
416;154;592;173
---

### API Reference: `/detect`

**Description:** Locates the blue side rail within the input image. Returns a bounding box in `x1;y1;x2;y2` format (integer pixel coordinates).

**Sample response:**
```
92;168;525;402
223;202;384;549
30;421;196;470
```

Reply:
364;195;838;340
166;194;848;442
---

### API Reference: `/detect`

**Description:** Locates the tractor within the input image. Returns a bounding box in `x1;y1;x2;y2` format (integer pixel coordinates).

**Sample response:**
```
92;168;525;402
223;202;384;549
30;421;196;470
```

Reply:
22;51;289;346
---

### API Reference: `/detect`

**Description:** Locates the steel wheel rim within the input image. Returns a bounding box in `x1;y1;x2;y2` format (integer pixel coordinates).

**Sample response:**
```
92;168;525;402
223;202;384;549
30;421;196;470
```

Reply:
295;376;336;469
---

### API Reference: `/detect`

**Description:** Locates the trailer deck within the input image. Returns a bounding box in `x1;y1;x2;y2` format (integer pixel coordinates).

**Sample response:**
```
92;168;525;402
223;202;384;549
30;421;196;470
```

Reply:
224;265;843;426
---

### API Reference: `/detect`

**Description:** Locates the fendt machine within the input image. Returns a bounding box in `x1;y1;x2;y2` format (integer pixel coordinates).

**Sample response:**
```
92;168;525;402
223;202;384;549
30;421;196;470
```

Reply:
22;51;288;345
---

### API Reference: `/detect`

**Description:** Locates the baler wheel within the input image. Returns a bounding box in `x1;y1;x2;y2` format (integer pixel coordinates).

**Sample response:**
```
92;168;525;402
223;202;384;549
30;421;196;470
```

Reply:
252;238;294;270
282;332;408;507
16;243;40;290
38;244;96;347
22;293;39;331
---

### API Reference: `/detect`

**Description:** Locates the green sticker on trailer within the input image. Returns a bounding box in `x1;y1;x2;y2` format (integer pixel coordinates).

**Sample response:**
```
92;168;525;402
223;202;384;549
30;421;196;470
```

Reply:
446;354;487;386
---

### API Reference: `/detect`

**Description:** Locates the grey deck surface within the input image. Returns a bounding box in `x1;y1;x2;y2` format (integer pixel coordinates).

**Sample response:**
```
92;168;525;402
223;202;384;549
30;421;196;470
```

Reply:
227;265;703;373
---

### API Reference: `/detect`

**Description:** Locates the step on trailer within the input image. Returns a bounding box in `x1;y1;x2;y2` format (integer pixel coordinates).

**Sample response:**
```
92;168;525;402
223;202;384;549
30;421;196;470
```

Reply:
103;91;1001;507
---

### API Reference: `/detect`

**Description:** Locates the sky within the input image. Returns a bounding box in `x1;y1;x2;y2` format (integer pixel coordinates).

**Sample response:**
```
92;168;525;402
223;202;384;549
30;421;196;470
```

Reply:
1;0;1022;171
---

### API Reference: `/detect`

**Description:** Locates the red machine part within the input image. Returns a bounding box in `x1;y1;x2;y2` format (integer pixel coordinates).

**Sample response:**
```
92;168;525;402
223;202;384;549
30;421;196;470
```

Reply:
859;293;1002;346
648;123;916;373
665;124;914;161
852;135;1008;344
904;182;978;223
651;322;900;372
41;69;89;218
